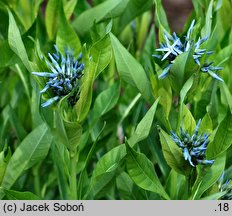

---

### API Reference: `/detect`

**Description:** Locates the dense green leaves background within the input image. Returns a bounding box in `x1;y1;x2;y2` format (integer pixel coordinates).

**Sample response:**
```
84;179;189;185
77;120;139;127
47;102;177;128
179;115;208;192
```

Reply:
0;0;232;200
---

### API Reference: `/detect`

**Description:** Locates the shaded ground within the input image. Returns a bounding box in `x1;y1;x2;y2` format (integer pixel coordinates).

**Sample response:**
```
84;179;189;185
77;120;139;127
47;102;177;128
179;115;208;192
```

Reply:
163;0;193;33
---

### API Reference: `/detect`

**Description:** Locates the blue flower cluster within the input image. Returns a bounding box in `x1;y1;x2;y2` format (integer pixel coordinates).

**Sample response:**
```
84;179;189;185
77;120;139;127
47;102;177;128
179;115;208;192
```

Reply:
153;20;223;81
171;120;214;167
33;45;84;107
218;172;232;200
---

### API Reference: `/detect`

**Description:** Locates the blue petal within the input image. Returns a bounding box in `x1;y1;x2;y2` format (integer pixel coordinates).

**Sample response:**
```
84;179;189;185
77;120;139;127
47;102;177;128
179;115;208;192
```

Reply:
186;19;195;41
194;119;201;135
48;53;62;73
41;96;59;107
32;72;57;78
208;70;224;82
77;52;82;61
199;36;209;45
40;85;49;93
45;59;58;74
183;148;194;166
197;159;214;165
158;65;171;79
152;54;162;59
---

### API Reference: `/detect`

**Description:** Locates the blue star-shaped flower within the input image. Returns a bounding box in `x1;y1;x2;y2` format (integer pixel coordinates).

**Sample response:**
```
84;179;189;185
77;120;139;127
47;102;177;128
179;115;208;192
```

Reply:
32;45;84;107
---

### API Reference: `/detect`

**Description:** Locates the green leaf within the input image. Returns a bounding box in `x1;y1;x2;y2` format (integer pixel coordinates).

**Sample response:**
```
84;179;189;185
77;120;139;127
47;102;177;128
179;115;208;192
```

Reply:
159;128;192;176
154;1;171;43
91;82;120;124
192;154;226;199
117;0;153;33
177;76;194;131
86;145;126;198
0;39;15;68
118;93;141;124
0;147;11;185
180;76;194;107
56;2;81;56
87;98;159;198
218;0;232;32
165;169;185;200
63;121;82;150
215;44;232;66
51;143;69;200
125;141;170;199
207;82;219;127
55;101;83;151
220;83;232;113
207;110;232;159
0;124;53;198
127;98;160;146
4;189;41;200
45;0;60;40
137;12;151;50
201;0;213;37
8;9;31;72
75;52;95;123
64;0;78;20
116;172;134;199
155;0;170;33
199;113;213;134
7;105;27;141
158;87;172;119
181;105;196;134
91;34;112;78
110;33;153;103
201;191;227;200
169;49;195;93
73;0;129;35
14;63;31;99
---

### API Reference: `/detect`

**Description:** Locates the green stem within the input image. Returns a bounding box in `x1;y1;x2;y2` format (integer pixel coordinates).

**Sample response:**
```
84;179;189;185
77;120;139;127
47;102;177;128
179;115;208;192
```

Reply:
186;168;196;199
185;175;191;199
69;148;77;200
32;164;41;197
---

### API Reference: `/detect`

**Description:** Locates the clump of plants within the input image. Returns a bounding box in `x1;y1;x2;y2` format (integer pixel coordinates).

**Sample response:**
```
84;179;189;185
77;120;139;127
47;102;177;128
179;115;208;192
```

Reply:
0;0;232;200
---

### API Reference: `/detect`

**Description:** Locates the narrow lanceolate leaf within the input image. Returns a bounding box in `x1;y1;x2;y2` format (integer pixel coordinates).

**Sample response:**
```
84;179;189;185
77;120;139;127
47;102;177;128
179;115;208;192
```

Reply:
154;0;170;42
192;154;226;199
73;0;129;35
181;105;196;134
177;76;194;131
4;190;41;200
64;0;78;20
91;34;112;78
92;81;120;124
110;33;153;103
75;60;95;123
199;113;213;134
220;83;232;113
170;49;195;93
215;44;232;66
180;76;194;107
125;142;170;200
117;0;153;33
87;145;126;198
0;123;53;199
201;0;213;37
45;0;60;40
56;2;81;56
128;97;160;146
55;98;83;151
158;128;191;176
8;9;31;72
207;110;232;159
154;0;170;32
